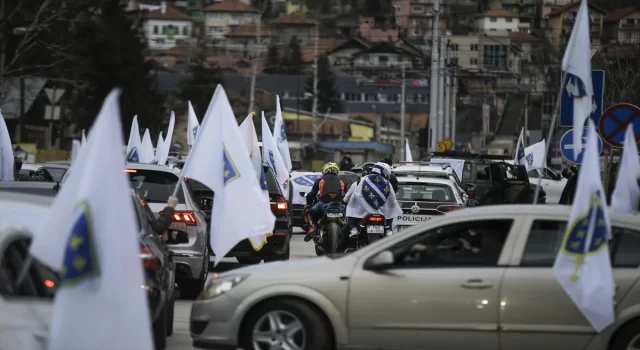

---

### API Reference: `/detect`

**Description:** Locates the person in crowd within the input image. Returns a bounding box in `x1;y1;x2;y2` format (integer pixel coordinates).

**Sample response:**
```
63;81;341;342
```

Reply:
148;196;179;235
559;164;579;205
339;152;353;171
304;162;346;241
380;158;399;193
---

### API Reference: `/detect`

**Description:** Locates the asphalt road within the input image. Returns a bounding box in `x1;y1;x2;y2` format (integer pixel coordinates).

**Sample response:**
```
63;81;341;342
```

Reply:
167;229;314;350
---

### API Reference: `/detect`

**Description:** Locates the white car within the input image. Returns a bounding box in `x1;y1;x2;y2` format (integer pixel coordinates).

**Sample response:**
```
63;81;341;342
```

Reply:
393;176;467;232
392;163;471;203
527;168;567;204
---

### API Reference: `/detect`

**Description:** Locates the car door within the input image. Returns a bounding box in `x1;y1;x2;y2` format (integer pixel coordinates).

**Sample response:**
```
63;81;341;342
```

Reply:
528;170;564;204
347;216;522;350
500;217;640;350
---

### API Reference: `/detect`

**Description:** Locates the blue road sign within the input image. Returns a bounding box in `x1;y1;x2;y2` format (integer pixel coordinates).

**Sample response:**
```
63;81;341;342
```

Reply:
560;127;603;164
560;70;605;127
598;103;640;148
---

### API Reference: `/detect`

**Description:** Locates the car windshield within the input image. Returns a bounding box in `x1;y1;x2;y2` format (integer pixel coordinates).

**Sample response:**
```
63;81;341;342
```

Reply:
397;183;456;202
127;169;185;203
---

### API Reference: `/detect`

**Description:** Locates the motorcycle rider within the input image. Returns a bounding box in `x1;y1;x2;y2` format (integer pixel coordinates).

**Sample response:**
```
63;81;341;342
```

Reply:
304;162;346;242
380;158;399;193
344;162;402;238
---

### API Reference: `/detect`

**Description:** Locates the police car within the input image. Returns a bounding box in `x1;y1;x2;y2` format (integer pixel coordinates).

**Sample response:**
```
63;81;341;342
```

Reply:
392;162;472;203
393;176;467;232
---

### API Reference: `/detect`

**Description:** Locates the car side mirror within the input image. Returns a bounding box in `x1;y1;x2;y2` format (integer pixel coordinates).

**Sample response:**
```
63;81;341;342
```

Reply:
200;197;213;211
363;251;394;271
167;229;189;244
299;192;307;198
291;161;303;171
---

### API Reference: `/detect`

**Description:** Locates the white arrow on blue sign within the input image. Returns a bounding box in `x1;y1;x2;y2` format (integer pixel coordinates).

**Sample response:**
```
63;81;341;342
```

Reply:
559;127;603;164
560;70;605;127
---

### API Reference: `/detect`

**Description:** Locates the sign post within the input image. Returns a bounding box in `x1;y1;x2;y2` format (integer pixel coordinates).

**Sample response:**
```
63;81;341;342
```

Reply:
597;103;640;148
560;70;605;127
560;127;603;164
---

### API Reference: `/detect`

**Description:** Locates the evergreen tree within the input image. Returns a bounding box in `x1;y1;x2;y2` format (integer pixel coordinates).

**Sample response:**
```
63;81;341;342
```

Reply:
286;36;304;75
65;0;165;136
179;51;224;118
304;55;341;113
263;44;283;74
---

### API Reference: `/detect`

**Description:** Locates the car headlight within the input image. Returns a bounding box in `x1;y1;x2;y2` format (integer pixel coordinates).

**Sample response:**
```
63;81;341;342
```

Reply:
198;274;249;300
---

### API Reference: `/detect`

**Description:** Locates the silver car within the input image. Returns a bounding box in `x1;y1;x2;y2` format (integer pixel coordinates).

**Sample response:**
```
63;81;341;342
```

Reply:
190;204;640;350
125;163;209;298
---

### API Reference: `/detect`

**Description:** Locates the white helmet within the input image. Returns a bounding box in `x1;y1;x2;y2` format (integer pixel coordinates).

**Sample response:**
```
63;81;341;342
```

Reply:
371;162;392;180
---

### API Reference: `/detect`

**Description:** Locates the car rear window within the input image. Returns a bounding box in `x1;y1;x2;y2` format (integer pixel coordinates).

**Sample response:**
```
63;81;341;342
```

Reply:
127;169;185;203
397;183;456;202
264;166;280;194
43;167;67;182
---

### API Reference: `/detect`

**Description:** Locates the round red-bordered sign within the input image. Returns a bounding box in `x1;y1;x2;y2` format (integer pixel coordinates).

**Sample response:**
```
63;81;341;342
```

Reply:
597;103;640;148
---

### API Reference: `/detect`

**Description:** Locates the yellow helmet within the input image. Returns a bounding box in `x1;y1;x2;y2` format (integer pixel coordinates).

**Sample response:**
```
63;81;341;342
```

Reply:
322;162;340;175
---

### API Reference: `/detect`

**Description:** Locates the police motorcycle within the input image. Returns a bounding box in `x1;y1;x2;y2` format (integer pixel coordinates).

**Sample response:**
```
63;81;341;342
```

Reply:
300;192;346;256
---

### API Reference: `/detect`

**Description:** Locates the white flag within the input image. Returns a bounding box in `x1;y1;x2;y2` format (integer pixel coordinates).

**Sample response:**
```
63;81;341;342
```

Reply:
610;125;640;213
154;131;164;163
180;85;275;265
158;111;175;165
126;116;141;162
0;112;15;181
522;139;546;172
239;112;262;178
273;95;292;171
262;111;289;189
30;90;153;350
405;140;413;162
81;129;87;147
140;128;155;163
187;101;200;147
514;128;525;165
71;140;82;164
553;119;614;332
562;0;593;158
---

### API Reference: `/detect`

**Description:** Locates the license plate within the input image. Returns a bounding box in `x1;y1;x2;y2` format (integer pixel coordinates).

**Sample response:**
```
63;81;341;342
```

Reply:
366;225;384;234
396;225;410;232
326;212;343;218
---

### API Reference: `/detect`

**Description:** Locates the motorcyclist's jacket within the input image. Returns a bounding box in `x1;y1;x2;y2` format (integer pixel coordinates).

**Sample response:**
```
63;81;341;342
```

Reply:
306;173;345;205
345;173;402;220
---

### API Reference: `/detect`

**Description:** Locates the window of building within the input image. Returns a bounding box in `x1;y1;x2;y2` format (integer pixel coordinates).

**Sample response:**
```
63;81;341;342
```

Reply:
162;26;167;34
471;44;478;51
490;17;497;22
412;5;424;13
506;18;513;22
183;26;189;35
470;57;478;65
483;44;508;69
153;26;158;34
364;93;378;102
450;57;458;65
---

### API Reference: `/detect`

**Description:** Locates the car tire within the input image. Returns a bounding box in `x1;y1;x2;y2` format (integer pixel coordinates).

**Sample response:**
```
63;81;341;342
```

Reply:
236;256;262;264
264;238;290;262
314;245;324;256
166;296;175;336
241;299;332;350
609;318;640;350
324;222;340;254
153;305;167;350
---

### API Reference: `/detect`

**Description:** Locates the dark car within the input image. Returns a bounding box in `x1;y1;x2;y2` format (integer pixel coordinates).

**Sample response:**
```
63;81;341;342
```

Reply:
185;164;293;264
0;183;178;350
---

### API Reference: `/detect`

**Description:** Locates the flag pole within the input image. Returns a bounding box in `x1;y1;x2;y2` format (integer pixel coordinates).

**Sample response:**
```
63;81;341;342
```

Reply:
533;72;567;204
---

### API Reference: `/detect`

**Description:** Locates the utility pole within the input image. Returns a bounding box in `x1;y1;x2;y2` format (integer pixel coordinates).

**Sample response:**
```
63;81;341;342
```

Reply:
524;92;529;147
311;21;320;144
247;6;263;115
400;63;406;161
428;0;440;152
451;65;457;148
444;41;451;141
437;35;445;144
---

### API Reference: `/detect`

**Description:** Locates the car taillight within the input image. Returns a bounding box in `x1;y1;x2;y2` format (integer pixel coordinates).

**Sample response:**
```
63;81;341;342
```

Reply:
437;205;462;213
361;215;384;225
140;247;159;270
160;211;197;226
270;195;288;215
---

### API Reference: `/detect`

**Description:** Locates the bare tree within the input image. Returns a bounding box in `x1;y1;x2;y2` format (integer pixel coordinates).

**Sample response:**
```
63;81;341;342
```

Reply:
593;44;640;107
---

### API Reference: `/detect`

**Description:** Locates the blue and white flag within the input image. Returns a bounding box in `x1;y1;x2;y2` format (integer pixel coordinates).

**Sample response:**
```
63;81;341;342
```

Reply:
187;101;200;148
273;95;292;171
181;86;275;263
522;139;546;172
30;90;153;350
239;112;262;179
126;116;141;163
515;128;525;165
346;173;402;220
610;125;640;213
553;119;614;332
262;111;289;189
562;0;593;158
0;112;15;181
291;172;322;205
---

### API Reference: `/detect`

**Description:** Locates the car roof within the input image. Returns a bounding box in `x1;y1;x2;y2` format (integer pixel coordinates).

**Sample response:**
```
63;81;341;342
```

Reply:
393;164;453;176
40;163;70;169
396;176;454;186
125;163;181;176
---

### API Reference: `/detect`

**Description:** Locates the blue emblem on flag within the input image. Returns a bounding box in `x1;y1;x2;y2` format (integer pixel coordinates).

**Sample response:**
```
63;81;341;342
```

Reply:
526;153;533;166
259;165;268;191
60;202;99;287
279;123;287;142
268;150;277;176
561;190;608;282
126;147;139;163
517;140;525;162
223;148;240;186
192;126;199;140
361;174;391;210
293;175;320;186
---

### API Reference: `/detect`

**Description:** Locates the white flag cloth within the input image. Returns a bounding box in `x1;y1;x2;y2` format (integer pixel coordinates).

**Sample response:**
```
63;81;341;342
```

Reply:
273;95;292;171
0;112;15;181
29;90;153;350
346;173;402;219
553;119;614;332
429;158;465;180
514;128;525;165
187;101;200;147
154;131;164;163
180;85;275;265
239;112;262;178
562;0;593;159
522;139;546;172
158;112;175;165
140;128;155;163
405;140;413;162
71;140;81;165
610;125;640;213
126;116;141;162
291;172;322;206
81;129;87;146
262;112;289;190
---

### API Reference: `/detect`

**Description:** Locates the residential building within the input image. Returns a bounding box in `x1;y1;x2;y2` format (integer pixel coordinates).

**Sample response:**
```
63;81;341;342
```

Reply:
224;22;272;58
545;2;607;48
446;35;482;71
203;0;259;44
603;7;640;44
484;0;536;29
475;9;520;33
300;39;346;63
270;14;316;48
142;3;193;50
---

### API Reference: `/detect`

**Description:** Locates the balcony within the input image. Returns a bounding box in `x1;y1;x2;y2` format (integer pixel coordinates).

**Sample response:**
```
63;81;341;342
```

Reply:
620;23;640;29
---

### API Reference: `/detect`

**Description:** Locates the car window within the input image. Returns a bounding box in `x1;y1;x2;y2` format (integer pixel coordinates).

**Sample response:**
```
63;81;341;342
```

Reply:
43;167;67;182
127;169;185;203
527;170;539;178
611;227;640;267
476;164;491;181
0;237;58;298
462;163;473;180
385;219;513;268
264;166;281;194
397;182;456;202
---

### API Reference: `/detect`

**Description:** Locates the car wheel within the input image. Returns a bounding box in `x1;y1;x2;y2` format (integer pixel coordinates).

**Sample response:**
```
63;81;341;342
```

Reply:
314;245;324;256
153;305;167;350
166;296;175;336
236;256;262;264
241;299;332;350
609;318;640;350
264;239;290;262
